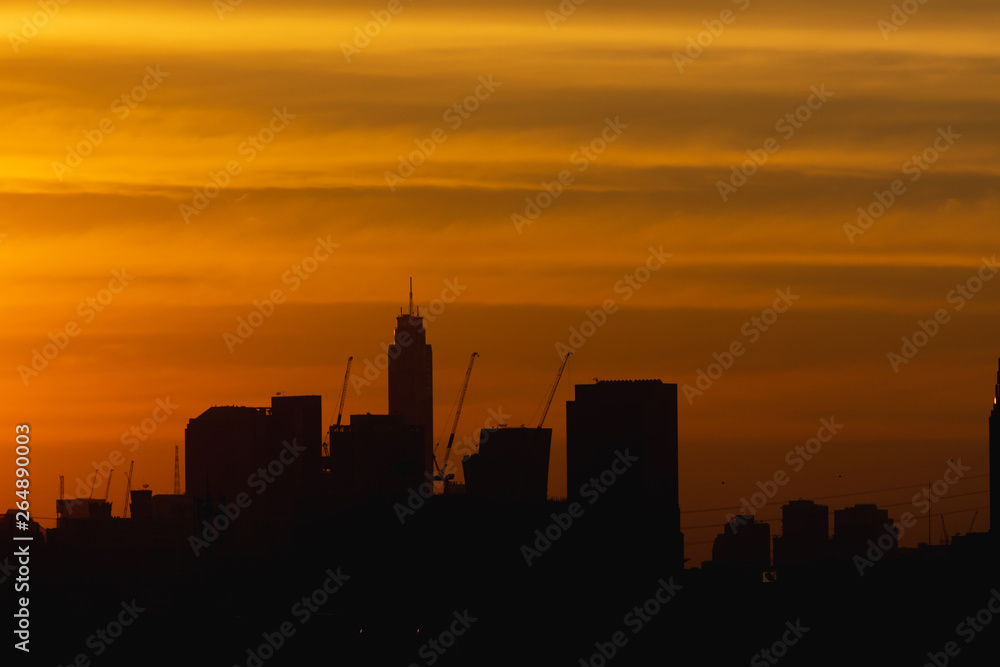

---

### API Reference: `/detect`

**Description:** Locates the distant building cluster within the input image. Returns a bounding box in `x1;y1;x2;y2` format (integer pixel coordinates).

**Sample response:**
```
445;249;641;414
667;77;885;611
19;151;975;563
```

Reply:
41;284;686;571
27;287;999;581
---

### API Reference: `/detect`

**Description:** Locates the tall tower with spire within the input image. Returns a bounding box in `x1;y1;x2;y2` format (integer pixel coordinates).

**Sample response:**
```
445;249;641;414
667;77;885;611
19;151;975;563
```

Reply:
990;359;999;542
388;278;434;477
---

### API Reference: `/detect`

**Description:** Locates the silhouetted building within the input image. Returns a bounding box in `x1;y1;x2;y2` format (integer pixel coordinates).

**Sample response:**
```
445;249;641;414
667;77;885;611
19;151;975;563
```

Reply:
831;503;896;559
388;281;433;477
184;395;322;512
990;358;999;542
185;405;270;501
566;379;683;568
463;426;551;501
129;489;153;521
269;394;323;494
773;500;829;566
128;489;194;526
55;498;112;526
709;514;770;569
326;413;425;499
2;508;45;542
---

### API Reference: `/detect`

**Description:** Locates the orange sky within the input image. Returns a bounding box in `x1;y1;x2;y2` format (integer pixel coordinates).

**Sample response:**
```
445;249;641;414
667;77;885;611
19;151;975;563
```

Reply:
2;0;998;566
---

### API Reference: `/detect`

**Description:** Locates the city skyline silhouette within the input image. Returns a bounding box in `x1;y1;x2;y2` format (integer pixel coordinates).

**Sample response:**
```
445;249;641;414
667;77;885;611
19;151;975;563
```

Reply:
3;1;999;665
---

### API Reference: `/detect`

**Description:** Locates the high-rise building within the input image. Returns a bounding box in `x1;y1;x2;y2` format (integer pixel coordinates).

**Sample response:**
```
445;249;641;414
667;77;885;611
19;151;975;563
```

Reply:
184;395;322;508
566;379;683;568
270;394;323;494
463;426;551;501
388;279;434;477
773;500;829;566
990;358;999;542
326;413;425;499
185;405;270;501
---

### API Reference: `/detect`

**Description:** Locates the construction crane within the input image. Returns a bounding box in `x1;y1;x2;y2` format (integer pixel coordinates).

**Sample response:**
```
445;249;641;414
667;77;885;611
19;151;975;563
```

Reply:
336;356;354;427
122;461;134;519
104;469;114;501
538;352;572;428
968;511;978;534
434;352;478;487
173;445;181;495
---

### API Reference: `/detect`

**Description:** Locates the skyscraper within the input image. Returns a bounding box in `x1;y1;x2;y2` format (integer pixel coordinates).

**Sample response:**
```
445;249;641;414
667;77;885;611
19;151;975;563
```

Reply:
388;279;434;477
566;379;683;568
990;358;999;542
326;413;425;499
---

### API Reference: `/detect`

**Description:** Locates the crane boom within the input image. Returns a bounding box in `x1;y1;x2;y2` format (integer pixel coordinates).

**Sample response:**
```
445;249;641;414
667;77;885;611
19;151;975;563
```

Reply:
435;352;478;481
538;352;572;428
122;461;134;518
104;469;114;501
336;356;353;427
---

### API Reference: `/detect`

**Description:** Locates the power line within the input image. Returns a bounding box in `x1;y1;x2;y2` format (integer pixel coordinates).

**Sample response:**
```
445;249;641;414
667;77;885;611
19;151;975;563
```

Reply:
680;474;989;514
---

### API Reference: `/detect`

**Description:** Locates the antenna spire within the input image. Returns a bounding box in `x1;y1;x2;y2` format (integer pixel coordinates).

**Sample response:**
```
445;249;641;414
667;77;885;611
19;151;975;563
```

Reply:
409;277;414;316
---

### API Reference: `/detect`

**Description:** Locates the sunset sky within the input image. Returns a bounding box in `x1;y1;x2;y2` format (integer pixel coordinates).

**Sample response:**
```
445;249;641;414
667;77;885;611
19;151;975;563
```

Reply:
2;0;998;566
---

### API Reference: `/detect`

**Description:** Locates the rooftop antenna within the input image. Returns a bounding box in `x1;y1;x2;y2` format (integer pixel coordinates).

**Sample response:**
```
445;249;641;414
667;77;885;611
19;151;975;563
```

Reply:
409;277;414;316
